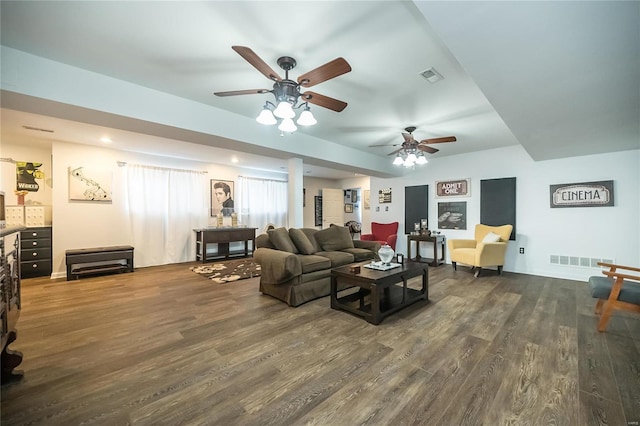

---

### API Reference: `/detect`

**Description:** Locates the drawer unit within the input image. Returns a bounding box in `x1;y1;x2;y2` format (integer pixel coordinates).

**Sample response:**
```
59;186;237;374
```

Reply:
20;227;52;279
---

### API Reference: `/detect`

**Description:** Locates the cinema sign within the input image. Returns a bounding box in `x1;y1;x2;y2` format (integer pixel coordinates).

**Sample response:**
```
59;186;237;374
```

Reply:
550;180;614;208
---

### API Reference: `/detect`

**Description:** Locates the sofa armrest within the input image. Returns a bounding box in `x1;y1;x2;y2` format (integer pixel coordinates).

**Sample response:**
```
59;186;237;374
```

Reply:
253;248;302;284
354;240;381;253
360;233;375;241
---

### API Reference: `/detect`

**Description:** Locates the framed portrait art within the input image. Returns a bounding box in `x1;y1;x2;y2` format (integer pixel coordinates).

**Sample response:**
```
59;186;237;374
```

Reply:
211;179;234;216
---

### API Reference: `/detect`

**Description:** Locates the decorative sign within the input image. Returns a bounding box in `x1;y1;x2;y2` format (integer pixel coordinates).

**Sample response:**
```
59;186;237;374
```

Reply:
378;188;392;203
436;179;470;198
549;180;614;208
437;201;467;230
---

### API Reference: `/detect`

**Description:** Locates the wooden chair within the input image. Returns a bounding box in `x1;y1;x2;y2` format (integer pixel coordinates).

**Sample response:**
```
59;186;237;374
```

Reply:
589;262;640;332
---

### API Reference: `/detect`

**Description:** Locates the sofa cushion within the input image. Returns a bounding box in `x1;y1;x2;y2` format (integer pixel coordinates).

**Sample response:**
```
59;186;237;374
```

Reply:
316;251;354;267
300;228;323;253
342;247;376;262
315;225;354;251
297;254;331;273
589;276;640;304
268;227;299;253
289;228;317;254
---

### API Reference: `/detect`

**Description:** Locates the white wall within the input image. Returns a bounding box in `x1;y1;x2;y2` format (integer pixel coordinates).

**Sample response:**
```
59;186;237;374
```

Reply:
370;145;640;281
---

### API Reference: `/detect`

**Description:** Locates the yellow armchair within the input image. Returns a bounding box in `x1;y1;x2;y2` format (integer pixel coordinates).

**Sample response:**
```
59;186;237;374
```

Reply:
448;224;513;277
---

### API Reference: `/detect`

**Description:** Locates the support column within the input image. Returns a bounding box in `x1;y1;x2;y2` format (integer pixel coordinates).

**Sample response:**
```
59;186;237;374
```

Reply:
287;158;304;228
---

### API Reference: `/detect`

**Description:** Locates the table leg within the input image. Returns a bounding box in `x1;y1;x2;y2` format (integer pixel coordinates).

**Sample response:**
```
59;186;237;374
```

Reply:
370;283;382;325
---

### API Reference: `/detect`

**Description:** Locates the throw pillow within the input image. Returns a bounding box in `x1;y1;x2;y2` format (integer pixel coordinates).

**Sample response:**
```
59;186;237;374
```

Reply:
268;227;299;253
315;225;355;251
289;228;317;254
482;231;502;243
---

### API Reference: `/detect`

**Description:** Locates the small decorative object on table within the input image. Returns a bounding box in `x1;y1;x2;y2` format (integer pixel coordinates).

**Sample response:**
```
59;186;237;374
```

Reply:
216;213;223;227
378;243;395;265
396;253;404;264
231;212;238;227
349;265;361;274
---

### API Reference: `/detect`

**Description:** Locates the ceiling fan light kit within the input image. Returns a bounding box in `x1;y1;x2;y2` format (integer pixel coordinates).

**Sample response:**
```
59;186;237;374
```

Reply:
215;46;351;134
373;126;457;167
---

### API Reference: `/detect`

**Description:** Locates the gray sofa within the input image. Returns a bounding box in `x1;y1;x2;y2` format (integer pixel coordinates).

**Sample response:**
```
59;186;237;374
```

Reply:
253;226;380;306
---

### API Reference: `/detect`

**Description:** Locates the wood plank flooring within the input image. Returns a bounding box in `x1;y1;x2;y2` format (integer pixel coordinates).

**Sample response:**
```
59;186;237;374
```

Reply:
1;262;638;425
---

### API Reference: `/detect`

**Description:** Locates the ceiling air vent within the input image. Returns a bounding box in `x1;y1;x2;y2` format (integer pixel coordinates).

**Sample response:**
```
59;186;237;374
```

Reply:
419;67;443;84
22;125;54;133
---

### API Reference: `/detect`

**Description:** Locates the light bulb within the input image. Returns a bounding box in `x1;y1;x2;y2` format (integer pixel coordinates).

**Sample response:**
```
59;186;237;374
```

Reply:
393;154;404;165
297;109;317;126
406;152;418;163
278;117;297;133
273;101;295;119
416;155;428;164
256;108;276;125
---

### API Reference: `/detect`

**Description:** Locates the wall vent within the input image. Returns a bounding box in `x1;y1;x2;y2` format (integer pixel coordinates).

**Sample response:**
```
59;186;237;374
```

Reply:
550;254;614;269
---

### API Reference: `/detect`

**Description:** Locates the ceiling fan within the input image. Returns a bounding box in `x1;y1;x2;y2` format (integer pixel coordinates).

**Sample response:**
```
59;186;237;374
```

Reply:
369;126;457;156
214;46;352;130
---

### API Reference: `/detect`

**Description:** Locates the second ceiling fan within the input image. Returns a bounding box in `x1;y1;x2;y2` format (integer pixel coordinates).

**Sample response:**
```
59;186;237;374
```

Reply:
370;126;457;156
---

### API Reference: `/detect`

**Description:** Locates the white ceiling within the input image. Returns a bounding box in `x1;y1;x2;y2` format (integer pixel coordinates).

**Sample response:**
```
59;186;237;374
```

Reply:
1;1;638;178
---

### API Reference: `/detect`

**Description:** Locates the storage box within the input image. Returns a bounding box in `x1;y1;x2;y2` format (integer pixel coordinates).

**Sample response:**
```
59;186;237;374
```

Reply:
24;206;46;227
5;206;24;226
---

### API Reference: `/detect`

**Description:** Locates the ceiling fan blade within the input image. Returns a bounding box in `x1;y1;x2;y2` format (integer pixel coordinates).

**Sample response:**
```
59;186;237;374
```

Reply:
369;143;400;147
302;91;347;112
420;136;457;144
388;148;403;156
214;89;270;97
418;145;439;154
231;46;282;81
402;133;416;144
297;58;352;88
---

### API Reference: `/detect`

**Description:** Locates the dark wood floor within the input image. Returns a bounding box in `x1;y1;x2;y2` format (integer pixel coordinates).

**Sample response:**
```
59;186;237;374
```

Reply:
1;262;638;425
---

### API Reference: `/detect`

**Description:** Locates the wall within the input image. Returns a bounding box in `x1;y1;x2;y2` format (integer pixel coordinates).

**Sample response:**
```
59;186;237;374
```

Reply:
370;145;640;281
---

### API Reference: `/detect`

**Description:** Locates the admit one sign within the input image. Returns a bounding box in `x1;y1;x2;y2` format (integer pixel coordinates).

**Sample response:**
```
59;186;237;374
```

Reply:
436;178;470;198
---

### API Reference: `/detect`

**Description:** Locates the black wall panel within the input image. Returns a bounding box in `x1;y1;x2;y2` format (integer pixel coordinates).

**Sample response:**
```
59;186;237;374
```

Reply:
405;185;428;235
480;177;516;240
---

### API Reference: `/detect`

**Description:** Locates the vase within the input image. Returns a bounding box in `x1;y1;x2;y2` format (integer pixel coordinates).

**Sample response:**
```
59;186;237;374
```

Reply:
378;244;395;265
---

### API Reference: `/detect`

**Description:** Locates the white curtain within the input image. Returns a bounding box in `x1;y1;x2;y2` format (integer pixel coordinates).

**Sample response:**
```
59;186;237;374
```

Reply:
237;177;288;232
124;165;207;267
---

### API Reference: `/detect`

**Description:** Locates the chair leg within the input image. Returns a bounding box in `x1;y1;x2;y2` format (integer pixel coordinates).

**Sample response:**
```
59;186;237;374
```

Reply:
597;302;614;332
594;299;604;315
452;262;457;271
474;267;482;278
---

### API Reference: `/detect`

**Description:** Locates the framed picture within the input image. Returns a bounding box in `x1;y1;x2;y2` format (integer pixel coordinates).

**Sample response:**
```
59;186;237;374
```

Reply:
314;196;323;226
211;179;234;216
351;189;358;202
344;203;353;213
363;190;370;209
435;178;470;198
437;201;467;230
68;166;112;201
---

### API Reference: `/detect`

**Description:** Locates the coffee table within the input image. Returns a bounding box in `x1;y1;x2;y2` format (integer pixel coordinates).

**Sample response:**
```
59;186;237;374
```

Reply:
330;261;429;325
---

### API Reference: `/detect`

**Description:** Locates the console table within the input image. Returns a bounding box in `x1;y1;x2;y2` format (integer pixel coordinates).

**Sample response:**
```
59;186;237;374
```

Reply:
1;226;25;384
194;227;257;263
407;234;446;267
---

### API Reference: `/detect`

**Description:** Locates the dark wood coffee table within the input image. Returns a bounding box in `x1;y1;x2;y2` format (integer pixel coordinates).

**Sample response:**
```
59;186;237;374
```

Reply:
330;261;429;325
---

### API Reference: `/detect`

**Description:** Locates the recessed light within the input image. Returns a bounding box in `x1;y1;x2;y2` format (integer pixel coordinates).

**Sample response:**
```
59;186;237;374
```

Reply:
100;137;112;143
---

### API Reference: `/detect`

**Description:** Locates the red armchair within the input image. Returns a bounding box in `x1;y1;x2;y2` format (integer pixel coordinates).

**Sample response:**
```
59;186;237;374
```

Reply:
361;222;399;250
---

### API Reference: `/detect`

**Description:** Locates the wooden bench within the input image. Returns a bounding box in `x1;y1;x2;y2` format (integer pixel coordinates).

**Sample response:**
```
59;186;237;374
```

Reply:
65;245;134;281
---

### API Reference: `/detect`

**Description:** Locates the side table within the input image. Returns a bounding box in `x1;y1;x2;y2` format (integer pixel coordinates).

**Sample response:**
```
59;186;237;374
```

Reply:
407;234;446;266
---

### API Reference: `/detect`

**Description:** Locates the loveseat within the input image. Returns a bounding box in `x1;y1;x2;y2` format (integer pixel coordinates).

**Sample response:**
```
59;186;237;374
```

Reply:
253;226;381;306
